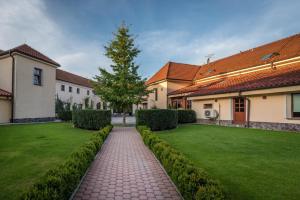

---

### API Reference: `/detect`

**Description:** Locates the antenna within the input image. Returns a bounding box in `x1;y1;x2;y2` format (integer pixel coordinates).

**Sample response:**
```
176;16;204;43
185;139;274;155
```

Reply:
205;53;214;64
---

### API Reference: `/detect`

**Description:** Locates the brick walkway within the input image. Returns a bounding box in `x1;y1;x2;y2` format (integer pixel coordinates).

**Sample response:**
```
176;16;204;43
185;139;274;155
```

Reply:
73;127;181;200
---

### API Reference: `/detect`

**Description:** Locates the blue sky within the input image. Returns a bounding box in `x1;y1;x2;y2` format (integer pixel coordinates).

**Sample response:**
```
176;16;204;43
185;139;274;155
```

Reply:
0;0;299;79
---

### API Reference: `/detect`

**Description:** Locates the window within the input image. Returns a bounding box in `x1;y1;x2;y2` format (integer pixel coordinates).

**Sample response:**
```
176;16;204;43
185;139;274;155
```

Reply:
103;102;107;110
61;85;65;91
77;88;80;94
92;90;95;95
187;100;192;109
78;104;83;109
292;93;300;117
33;68;42;86
69;86;72;93
154;88;158;101
87;90;90;95
234;98;245;112
96;102;101;110
203;103;213;109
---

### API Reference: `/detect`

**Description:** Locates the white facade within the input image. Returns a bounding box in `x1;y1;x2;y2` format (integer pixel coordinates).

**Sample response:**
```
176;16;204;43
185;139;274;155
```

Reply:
56;80;103;110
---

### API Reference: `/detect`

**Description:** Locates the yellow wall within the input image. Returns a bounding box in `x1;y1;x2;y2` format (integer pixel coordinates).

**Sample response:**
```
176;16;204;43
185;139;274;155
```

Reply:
0;57;13;92
14;55;56;119
0;99;11;123
147;80;191;109
192;98;232;120
249;94;300;124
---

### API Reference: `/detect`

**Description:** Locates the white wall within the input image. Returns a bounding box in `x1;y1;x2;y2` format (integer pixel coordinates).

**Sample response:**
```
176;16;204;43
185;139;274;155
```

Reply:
0;56;12;93
56;80;102;109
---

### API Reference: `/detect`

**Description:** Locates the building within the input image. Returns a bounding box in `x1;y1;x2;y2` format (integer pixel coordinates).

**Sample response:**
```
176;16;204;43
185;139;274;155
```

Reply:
0;44;104;123
56;69;103;110
146;34;300;131
0;44;59;123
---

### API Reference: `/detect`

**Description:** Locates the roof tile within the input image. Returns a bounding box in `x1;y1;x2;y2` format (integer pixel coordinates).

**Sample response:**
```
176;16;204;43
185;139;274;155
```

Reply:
56;69;92;88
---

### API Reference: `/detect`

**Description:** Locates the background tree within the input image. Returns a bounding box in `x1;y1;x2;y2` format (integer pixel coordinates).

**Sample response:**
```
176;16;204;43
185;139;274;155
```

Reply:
94;23;149;125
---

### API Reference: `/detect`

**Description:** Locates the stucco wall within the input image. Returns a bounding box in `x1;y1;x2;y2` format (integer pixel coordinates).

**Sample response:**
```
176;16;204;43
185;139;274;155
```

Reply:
14;55;56;119
0;57;12;92
0;99;11;123
147;80;191;109
56;80;102;109
249;94;300;124
191;93;300;125
147;81;168;109
192;98;232;120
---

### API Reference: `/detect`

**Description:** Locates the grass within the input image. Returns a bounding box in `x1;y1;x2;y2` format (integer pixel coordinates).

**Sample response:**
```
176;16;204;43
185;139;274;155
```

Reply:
0;122;96;200
157;124;300;200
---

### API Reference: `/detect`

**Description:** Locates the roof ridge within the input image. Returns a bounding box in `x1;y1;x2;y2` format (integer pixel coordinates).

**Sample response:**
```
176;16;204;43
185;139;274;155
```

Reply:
57;69;91;81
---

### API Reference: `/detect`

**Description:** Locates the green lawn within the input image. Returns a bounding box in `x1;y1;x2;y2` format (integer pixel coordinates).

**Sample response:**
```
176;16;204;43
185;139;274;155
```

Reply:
0;122;96;200
157;125;300;200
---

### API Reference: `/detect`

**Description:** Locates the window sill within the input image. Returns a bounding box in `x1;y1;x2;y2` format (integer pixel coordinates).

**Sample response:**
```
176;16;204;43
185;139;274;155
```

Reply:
286;117;300;120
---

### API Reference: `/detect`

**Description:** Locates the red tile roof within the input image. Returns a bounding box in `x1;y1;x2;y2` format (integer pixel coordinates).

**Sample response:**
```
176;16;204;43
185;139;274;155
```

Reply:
194;33;300;80
169;63;300;97
56;69;93;88
146;62;200;85
0;44;60;66
0;89;12;97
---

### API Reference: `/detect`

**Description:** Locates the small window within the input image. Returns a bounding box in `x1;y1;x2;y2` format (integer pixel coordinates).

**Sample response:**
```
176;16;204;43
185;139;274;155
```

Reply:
77;88;80;94
154;88;158;101
292;93;300;117
87;90;90;95
33;68;42;86
203;103;213;109
78;104;83;109
103;102;107;110
92;90;96;95
61;85;65;91
96;102;101;110
69;86;72;93
187;100;192;109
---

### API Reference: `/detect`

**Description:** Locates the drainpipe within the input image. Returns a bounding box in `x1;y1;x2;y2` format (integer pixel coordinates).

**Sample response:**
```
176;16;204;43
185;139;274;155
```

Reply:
246;97;251;128
9;51;15;123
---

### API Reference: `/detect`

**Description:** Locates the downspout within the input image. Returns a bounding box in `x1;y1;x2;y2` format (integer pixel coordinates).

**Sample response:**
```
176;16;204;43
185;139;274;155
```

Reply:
9;51;15;123
246;97;251;128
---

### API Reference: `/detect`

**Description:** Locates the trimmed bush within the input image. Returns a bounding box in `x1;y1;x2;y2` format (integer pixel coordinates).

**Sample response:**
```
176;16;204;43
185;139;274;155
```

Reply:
178;110;197;124
136;126;226;200
57;111;72;121
73;110;111;130
20;125;113;200
136;109;178;131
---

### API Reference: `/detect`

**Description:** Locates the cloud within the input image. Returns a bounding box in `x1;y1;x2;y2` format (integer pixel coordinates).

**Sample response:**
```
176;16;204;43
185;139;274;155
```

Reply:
138;0;300;72
0;0;110;79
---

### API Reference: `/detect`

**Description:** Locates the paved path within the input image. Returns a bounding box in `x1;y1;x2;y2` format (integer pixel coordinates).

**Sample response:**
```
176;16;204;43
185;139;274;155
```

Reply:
73;127;181;200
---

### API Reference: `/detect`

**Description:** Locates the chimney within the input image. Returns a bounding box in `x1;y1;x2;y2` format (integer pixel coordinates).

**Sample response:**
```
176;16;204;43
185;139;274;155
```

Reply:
207;57;210;64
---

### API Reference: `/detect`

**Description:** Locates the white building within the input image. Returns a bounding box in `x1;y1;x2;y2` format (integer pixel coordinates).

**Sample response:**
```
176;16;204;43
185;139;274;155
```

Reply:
56;69;104;110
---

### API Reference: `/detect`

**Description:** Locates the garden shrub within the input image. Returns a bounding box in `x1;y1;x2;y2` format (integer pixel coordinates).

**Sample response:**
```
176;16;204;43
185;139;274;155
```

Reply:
20;125;113;200
73;110;111;130
136;125;226;200
177;110;197;124
57;111;72;121
136;109;178;131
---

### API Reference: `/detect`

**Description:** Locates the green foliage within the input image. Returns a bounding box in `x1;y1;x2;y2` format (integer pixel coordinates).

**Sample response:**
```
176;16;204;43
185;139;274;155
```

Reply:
72;110;111;130
93;22;150;119
55;98;72;121
20;125;113;200
136;109;178;131
136;126;226;200
178;110;197;124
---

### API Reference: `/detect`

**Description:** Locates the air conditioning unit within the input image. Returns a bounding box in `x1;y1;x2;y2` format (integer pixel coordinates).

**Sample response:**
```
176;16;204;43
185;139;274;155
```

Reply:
204;109;218;119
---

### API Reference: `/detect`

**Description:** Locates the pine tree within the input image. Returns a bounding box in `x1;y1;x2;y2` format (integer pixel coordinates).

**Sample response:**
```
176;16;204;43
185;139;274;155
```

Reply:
94;23;149;125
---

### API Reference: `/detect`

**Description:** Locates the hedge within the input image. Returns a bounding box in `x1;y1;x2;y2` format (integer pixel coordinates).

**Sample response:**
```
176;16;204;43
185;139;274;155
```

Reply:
136;109;178;131
20;125;113;200
57;111;72;121
136;126;226;200
73;110;111;130
178;110;197;124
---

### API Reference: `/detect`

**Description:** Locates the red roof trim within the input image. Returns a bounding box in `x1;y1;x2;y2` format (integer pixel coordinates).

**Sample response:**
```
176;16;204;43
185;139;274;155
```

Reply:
0;89;12;97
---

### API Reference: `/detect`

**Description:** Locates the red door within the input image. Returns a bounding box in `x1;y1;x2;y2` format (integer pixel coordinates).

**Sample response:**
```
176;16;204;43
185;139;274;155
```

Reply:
233;98;246;124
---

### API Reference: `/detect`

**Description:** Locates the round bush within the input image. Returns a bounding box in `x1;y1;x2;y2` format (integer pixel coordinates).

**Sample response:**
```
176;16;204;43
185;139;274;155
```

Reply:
72;110;111;130
136;109;178;131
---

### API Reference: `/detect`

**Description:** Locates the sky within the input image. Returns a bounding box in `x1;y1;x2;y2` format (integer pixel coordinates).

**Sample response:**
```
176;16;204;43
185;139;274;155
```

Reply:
0;0;299;79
